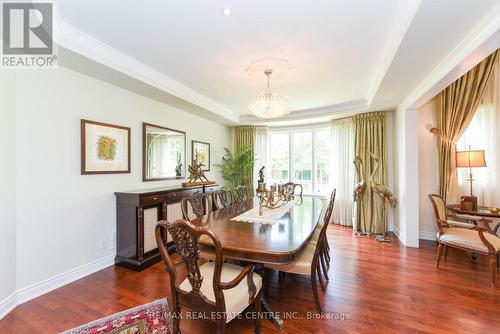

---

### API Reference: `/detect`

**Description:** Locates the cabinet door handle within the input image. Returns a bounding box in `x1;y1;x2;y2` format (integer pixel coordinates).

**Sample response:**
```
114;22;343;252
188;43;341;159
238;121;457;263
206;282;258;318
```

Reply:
172;193;177;197
153;197;158;201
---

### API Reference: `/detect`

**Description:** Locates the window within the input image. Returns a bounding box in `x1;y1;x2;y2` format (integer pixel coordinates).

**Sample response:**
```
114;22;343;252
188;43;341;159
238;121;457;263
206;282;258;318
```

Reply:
270;133;289;184
268;127;330;195
292;132;313;193
314;130;330;195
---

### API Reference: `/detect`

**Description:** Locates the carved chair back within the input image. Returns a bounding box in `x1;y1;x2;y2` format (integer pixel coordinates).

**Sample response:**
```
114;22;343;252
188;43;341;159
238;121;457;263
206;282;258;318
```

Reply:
317;189;336;248
155;219;224;316
213;188;233;209
284;182;303;197
234;185;249;201
309;189;336;276
181;192;210;221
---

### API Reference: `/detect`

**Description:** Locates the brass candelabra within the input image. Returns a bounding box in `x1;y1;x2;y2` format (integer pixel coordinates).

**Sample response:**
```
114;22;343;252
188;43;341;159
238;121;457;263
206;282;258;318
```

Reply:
257;185;292;216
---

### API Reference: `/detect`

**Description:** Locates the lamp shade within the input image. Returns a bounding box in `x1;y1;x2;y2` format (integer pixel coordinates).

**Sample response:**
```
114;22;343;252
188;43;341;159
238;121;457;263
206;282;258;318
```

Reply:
456;150;486;168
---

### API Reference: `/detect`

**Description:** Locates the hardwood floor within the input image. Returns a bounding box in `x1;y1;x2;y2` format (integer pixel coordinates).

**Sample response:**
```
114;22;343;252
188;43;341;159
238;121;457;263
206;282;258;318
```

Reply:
1;225;499;333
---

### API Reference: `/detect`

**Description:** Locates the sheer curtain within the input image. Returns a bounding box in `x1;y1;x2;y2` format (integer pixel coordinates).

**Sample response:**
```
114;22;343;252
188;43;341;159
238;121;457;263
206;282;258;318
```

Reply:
254;127;268;190
456;57;500;207
330;118;355;226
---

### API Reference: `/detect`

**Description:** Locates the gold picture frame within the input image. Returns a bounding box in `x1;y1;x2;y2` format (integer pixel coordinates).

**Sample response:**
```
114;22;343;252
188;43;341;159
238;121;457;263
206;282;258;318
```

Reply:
81;119;131;174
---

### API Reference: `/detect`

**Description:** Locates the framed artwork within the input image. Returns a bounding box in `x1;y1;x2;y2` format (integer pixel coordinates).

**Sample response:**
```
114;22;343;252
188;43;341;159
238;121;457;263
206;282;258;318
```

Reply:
81;119;131;174
192;140;210;171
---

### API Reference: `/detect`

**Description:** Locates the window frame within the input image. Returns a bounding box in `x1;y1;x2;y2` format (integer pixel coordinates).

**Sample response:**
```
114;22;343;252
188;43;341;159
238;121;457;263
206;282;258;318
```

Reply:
267;124;330;195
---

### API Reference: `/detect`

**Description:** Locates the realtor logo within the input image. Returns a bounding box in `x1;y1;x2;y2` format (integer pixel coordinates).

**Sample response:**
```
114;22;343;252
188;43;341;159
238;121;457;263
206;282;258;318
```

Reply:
2;2;57;68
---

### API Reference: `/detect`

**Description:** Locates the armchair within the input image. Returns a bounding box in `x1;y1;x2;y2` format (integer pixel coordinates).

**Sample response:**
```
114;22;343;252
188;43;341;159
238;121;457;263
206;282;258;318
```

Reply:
156;219;263;334
429;194;500;286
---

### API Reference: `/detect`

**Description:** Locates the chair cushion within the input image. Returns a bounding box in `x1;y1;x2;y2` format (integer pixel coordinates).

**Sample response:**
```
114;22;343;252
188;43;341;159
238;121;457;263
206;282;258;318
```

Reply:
179;262;262;323
265;242;316;275
309;224;322;245
439;227;500;253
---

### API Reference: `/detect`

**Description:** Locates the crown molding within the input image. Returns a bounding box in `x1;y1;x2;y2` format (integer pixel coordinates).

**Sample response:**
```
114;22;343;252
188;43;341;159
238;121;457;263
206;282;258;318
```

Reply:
54;18;239;123
399;2;500;111
366;0;422;107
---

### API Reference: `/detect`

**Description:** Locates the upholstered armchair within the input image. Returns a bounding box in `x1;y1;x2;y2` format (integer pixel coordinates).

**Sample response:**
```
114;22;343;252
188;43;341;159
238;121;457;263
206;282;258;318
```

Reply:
428;194;500;286
156;219;263;334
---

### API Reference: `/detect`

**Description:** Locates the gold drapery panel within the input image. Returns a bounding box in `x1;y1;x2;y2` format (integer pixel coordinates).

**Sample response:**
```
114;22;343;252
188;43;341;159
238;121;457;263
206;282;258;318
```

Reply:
235;126;256;194
436;49;499;202
353;111;387;234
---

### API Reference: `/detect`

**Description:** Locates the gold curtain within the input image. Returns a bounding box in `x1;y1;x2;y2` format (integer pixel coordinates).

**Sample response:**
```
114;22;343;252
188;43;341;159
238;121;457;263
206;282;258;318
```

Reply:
235;126;256;194
353;111;387;234
436;50;499;202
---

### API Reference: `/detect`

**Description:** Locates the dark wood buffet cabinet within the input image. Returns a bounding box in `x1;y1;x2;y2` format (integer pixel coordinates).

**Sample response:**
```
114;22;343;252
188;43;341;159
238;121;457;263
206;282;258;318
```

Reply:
115;184;218;271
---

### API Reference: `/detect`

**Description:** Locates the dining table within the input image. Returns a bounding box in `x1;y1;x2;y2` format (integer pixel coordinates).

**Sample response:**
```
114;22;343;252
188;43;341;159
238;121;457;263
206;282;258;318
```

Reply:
447;204;500;234
190;195;323;330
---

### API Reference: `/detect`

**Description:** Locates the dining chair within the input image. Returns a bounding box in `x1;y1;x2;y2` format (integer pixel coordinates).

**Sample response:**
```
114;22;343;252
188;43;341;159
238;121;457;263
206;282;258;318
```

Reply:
181;192;211;221
156;219;263;334
213;188;234;210
429;194;500;286
265;189;336;314
284;182;303;197
309;198;333;272
234;185;249;201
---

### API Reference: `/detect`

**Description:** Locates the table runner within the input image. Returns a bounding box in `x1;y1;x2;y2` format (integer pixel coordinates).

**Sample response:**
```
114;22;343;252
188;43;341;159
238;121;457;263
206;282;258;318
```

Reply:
231;199;297;224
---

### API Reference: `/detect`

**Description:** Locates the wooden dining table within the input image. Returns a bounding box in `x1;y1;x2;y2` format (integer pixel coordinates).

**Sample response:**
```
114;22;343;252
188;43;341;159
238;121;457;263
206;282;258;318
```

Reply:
190;195;323;330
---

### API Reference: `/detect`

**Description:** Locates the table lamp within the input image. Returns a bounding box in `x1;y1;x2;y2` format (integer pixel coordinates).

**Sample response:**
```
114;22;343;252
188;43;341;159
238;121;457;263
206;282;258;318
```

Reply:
456;147;486;210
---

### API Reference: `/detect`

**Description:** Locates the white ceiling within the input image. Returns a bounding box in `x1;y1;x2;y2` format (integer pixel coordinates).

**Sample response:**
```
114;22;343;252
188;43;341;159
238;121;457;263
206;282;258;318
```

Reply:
55;0;500;125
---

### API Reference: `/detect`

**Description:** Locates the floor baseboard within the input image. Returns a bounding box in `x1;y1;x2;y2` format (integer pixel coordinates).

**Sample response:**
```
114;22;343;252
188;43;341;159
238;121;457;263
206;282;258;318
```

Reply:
419;230;437;241
0;293;17;320
0;254;115;320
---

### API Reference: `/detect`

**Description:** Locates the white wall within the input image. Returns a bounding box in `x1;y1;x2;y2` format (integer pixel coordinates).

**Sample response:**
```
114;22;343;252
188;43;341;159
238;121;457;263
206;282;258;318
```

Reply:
0;71;18;317
417;100;439;240
6;66;230;306
393;107;420;247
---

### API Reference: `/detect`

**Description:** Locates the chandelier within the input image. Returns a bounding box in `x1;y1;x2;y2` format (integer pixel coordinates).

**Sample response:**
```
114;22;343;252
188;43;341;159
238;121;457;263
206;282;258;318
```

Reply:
247;69;290;119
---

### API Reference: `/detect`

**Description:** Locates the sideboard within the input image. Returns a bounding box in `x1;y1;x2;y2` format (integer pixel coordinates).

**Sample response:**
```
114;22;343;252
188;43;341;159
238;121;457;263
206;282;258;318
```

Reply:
115;184;218;271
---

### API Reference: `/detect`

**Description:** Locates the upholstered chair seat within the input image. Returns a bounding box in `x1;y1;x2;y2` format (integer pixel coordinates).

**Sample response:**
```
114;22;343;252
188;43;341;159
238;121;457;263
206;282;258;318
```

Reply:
439;227;500;253
180;262;262;323
266;243;316;275
309;225;321;245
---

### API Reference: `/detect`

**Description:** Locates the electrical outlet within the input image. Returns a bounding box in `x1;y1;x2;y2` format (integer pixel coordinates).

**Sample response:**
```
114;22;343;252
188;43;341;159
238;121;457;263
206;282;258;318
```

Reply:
100;239;107;249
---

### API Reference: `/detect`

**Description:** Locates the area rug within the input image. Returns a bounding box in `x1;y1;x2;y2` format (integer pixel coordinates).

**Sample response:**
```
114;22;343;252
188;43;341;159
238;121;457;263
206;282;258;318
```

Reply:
61;298;173;334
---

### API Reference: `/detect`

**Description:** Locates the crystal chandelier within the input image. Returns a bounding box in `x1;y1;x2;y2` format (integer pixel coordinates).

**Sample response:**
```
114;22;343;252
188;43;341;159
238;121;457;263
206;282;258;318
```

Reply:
247;69;290;119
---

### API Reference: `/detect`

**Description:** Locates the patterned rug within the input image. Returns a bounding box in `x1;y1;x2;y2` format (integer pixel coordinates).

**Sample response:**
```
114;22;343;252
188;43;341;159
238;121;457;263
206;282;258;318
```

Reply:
61;298;173;334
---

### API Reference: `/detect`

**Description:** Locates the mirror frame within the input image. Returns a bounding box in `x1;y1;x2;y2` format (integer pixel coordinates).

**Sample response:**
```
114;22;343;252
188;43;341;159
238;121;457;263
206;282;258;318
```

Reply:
142;122;186;182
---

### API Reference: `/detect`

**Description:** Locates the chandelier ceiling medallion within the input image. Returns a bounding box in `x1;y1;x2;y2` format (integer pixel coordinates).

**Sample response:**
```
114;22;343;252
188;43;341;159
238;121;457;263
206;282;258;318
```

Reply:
246;57;291;119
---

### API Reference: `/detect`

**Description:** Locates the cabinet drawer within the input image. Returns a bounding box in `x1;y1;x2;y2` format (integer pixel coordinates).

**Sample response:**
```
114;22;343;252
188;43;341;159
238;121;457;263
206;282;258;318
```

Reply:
205;186;218;193
140;194;165;205
165;191;183;201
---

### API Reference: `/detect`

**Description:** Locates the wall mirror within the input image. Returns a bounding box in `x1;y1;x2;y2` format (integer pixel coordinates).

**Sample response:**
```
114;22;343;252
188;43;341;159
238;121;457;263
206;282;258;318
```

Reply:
143;122;186;181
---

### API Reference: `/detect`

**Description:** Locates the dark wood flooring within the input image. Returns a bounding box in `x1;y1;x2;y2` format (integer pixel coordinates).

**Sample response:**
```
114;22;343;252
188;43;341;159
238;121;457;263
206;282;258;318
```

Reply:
1;225;499;333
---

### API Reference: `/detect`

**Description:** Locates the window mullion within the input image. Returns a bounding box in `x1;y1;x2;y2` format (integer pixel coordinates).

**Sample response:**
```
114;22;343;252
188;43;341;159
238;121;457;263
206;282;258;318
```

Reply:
312;130;316;195
289;131;292;182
